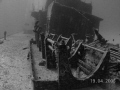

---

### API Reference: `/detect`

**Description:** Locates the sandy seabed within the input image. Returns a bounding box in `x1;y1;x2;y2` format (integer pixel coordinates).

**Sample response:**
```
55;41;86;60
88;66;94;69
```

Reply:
0;32;34;90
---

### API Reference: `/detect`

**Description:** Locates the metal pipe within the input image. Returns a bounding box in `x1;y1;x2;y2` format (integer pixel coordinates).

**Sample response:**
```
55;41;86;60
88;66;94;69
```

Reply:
48;45;54;51
88;40;99;46
61;36;69;40
83;44;106;53
47;38;55;44
49;33;55;36
78;60;93;72
78;65;91;75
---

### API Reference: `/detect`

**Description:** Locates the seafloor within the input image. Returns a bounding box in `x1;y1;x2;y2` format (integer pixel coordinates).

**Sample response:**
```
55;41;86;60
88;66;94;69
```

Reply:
0;32;34;90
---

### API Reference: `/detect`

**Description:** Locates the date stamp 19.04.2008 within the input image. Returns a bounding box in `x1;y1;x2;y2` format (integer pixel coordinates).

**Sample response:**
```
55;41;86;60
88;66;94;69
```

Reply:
90;79;116;84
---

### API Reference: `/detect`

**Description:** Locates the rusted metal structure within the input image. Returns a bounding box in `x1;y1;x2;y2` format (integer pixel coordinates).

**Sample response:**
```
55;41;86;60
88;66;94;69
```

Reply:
45;0;92;14
35;1;103;43
30;1;120;90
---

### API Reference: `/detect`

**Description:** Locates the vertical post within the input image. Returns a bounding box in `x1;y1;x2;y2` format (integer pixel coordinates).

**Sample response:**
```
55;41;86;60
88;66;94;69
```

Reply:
41;33;45;59
57;40;73;90
38;27;42;51
4;31;7;40
45;38;53;69
39;33;42;51
47;20;50;34
37;31;39;47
